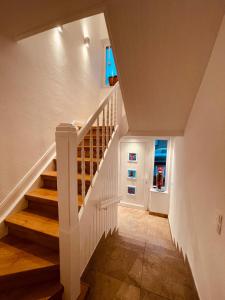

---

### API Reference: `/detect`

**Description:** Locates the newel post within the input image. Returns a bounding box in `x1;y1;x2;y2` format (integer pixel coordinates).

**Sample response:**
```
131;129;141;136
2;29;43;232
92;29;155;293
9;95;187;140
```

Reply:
55;123;80;300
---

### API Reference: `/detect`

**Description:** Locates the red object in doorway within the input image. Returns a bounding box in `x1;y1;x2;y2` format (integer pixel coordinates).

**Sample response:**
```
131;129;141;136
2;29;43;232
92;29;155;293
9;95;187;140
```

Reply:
156;167;164;190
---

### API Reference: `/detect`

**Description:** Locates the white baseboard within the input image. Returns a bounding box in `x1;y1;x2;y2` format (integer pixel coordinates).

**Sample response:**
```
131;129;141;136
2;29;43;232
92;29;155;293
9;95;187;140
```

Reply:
119;201;145;210
0;143;56;223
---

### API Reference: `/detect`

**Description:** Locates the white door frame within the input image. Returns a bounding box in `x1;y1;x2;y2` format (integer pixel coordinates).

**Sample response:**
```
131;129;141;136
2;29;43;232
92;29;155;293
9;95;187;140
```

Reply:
119;137;152;210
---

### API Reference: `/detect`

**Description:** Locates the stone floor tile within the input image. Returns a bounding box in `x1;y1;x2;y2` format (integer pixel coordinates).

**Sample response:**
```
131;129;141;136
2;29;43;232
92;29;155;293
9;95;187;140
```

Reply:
141;246;195;300
84;207;199;300
140;288;170;300
87;235;145;287
85;270;141;300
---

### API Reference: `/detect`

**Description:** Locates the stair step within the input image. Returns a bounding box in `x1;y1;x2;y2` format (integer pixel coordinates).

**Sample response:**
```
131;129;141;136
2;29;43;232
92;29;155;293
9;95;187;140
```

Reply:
78;126;114;132
26;188;58;205
79;138;105;147
0;280;63;300
77;145;105;149
0;235;59;292
42;171;92;191
77;157;98;162
5;209;59;250
42;171;91;182
26;188;84;212
78;282;90;300
54;158;98;175
77;148;104;159
54;157;98;164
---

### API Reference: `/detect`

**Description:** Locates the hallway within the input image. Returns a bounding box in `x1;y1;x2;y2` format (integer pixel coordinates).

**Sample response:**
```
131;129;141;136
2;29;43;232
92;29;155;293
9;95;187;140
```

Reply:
82;206;199;300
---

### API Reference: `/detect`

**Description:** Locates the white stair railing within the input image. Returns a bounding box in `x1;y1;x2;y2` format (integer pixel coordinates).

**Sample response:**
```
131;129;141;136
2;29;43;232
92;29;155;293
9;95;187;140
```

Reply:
55;124;80;300
55;82;122;300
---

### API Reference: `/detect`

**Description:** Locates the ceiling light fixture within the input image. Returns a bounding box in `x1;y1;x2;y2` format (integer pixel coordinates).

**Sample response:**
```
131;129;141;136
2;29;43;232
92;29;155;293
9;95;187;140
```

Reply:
84;37;90;48
57;25;63;33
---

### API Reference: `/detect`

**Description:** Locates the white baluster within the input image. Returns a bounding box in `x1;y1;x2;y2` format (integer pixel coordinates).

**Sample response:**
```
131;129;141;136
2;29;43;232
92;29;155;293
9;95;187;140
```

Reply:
81;139;85;200
114;89;117;128
90;126;93;184
96;116;100;170
106;101;109;147
110;95;113;137
55;123;80;300
102;108;105;155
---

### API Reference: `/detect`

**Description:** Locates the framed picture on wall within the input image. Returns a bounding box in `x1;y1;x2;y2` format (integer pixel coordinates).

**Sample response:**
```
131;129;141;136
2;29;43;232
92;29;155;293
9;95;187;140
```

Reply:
127;185;136;195
128;169;137;179
128;152;137;162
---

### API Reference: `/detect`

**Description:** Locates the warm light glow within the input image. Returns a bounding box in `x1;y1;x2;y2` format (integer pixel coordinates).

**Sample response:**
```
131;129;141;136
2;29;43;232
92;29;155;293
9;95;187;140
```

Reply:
52;28;66;66
84;37;90;48
56;25;63;33
81;19;89;38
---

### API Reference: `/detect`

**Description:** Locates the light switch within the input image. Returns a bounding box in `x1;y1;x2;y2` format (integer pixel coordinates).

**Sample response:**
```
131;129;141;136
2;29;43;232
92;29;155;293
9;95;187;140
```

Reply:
217;214;223;235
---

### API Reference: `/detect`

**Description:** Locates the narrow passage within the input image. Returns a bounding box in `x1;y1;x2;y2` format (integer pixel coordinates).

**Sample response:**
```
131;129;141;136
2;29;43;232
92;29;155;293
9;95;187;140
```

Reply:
83;206;199;300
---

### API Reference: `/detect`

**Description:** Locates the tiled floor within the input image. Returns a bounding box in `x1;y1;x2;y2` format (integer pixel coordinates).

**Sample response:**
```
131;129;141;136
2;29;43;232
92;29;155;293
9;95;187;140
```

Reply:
82;206;199;300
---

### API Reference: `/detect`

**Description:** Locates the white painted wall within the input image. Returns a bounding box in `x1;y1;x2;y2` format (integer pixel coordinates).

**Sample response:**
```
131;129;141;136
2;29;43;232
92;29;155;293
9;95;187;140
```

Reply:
169;16;225;300
120;139;148;210
0;14;108;203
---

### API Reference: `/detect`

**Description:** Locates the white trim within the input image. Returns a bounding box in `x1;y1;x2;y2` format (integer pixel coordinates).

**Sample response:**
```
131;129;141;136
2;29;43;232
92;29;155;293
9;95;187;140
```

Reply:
102;38;110;88
151;138;171;193
150;188;169;194
98;197;119;210
127;130;184;136
0;143;56;223
119;201;145;210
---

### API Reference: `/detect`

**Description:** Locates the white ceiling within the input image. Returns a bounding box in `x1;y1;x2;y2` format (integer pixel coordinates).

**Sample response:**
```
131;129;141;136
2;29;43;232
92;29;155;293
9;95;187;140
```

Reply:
1;0;225;135
105;0;225;135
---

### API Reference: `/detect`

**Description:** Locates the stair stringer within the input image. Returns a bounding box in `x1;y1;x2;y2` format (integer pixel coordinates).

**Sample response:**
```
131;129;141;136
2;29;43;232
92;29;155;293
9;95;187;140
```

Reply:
0;143;56;238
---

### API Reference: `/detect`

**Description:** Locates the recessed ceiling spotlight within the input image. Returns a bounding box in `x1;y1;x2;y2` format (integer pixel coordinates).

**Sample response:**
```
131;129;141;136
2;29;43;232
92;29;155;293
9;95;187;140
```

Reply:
56;25;63;33
84;37;90;48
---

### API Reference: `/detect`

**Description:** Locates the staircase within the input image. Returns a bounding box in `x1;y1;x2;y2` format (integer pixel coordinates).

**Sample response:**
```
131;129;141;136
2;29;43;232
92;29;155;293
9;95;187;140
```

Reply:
0;83;121;299
0;126;112;299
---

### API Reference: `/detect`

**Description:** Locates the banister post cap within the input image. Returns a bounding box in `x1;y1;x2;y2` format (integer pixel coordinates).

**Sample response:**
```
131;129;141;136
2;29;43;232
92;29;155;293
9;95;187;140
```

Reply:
56;123;77;133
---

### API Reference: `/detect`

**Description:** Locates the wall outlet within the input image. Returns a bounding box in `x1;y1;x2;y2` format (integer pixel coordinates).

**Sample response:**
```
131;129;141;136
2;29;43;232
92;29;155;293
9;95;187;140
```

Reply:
216;214;223;235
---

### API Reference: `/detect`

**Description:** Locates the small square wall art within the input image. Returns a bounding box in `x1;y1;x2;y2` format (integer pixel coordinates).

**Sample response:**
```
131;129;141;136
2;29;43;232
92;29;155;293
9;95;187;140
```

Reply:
128;169;137;179
128;152;137;162
127;185;136;195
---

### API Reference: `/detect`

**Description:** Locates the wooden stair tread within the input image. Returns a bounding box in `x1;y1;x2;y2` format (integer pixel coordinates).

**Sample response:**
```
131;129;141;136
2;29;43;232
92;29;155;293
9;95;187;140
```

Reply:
0;279;63;300
77;282;90;300
77;157;98;163
42;171;91;181
5;209;59;238
26;188;84;207
77;145;105;148
0;235;58;278
54;157;98;163
26;188;58;202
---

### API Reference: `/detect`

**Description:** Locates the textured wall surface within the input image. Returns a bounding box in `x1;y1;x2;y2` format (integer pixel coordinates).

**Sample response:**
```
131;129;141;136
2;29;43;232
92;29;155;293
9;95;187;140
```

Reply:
0;14;108;202
170;16;225;300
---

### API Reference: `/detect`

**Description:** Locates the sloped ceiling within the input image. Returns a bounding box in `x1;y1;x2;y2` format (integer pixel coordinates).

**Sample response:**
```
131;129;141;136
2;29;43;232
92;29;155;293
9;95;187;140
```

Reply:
1;0;225;135
105;0;225;135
